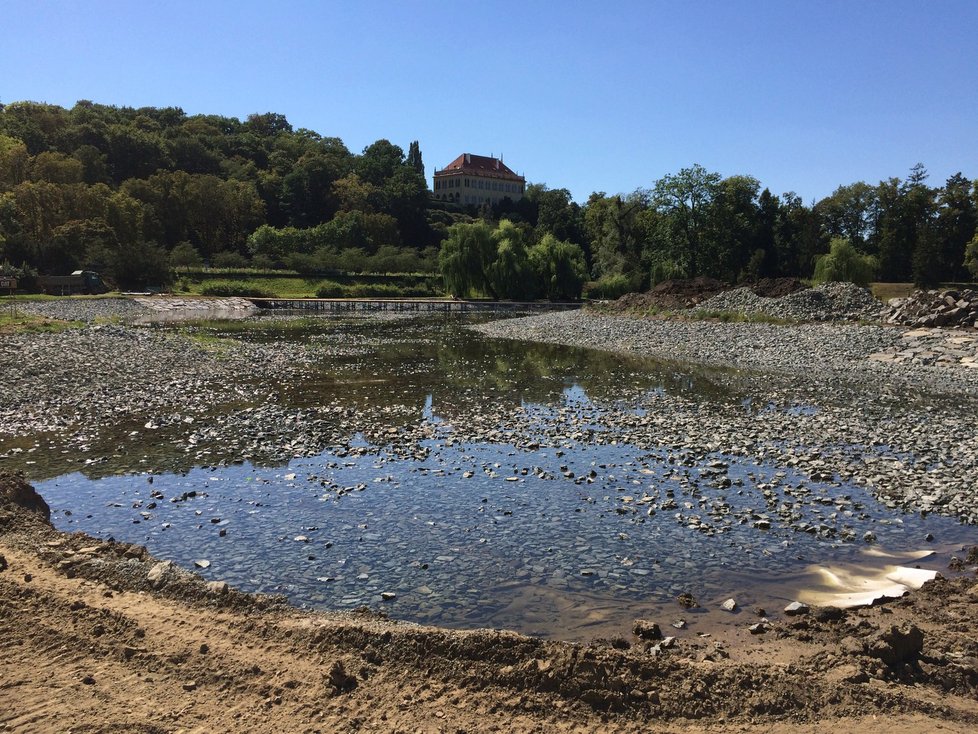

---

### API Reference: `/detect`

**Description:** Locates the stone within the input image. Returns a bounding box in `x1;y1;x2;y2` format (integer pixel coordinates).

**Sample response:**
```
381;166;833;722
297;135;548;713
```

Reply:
748;621;768;634
206;580;229;595
194;559;211;569
632;620;662;641
0;553;7;572
380;591;396;601
147;560;173;586
784;601;809;616
720;598;737;612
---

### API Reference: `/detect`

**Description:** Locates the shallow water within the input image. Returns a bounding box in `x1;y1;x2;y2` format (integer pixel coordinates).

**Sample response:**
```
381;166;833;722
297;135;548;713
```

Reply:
29;314;977;639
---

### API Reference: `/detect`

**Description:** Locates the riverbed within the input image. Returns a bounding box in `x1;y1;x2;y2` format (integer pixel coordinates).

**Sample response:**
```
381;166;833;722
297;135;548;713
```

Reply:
3;304;977;640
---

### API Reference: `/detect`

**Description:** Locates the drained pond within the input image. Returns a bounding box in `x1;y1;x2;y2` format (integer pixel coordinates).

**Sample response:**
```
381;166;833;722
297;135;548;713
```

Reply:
20;313;977;640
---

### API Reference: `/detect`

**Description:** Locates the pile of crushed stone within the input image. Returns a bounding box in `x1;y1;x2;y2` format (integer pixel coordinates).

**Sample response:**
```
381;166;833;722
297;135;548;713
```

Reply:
693;282;883;322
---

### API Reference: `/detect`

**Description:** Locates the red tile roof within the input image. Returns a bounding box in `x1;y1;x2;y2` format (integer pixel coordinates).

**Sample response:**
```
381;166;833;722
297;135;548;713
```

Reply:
434;153;524;181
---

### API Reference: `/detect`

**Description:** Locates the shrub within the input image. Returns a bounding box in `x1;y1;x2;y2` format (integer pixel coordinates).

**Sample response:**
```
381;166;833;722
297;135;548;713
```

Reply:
584;274;636;300
210;251;249;269
198;279;274;298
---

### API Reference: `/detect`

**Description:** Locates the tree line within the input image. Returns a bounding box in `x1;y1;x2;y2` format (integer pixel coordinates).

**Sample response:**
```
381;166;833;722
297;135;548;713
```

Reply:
1;100;976;296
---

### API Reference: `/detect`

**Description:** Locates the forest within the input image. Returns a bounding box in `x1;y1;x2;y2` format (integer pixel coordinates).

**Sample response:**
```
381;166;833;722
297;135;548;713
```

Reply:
0;100;976;298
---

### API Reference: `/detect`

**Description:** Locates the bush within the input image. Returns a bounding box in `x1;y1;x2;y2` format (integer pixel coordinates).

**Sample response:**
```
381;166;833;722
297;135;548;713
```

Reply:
649;259;684;286
170;241;202;269
584;274;636;300
210;251;249;269
198;279;275;297
812;238;877;287
315;281;435;298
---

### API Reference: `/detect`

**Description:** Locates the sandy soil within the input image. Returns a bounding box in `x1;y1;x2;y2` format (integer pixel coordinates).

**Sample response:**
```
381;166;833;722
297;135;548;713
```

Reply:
1;473;977;733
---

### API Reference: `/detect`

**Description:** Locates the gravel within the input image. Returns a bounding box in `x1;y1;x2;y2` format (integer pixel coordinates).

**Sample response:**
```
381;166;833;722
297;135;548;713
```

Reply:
3;297;978;530
692;282;884;322
16;297;151;323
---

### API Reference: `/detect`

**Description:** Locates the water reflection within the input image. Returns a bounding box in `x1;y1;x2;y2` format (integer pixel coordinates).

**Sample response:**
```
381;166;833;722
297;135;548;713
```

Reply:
38;424;972;640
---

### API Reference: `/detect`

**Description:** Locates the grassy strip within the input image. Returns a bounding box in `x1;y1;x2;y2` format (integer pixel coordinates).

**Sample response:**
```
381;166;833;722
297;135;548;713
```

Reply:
0;311;84;334
179;277;444;299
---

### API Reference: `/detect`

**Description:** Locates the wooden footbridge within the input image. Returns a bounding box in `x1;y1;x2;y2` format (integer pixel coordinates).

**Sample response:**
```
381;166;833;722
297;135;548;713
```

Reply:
248;298;582;314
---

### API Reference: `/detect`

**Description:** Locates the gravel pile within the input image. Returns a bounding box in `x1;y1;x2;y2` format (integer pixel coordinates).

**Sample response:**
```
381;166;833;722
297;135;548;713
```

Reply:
16;297;150;323
882;288;978;328
693;282;883;322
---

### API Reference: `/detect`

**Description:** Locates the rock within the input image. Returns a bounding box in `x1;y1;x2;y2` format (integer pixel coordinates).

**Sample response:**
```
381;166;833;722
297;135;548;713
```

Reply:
632;620;662;641
748;621;768;634
194;559;211;569
720;598;737;612
182;681;198;691
0;553;7;572
147;560;173;586
380;592;396;601
784;601;809;616
206;580;229;595
677;592;697;608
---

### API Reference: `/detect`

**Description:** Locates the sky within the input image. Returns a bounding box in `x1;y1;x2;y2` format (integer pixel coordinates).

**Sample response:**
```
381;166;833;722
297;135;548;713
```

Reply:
2;0;976;204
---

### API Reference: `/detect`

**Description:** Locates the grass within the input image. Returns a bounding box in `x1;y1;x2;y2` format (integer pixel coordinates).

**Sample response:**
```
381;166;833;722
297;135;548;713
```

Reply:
0;310;83;334
177;275;445;299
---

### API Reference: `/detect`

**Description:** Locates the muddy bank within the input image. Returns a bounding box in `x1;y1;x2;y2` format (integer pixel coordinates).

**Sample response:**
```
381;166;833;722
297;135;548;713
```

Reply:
2;472;977;732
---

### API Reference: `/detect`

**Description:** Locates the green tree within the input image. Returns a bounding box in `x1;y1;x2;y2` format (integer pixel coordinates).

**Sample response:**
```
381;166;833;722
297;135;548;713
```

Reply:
437;221;496;297
486;219;533;299
169;241;202;269
812;237;877;286
528;233;587;301
934;173;977;281
814;182;877;252
964;233;978;279
407;140;424;178
652;164;723;278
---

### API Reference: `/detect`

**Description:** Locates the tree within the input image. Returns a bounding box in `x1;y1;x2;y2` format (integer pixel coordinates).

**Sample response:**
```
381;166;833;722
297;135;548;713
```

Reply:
486;219;533;299
407;140;424;179
964;233;978;279
528;234;587;301
169;241;202;269
652;164;723;278
815;182;877;252
934;173;977;281
438;221;496;298
357;139;404;186
583;191;647;281
812;238;877;286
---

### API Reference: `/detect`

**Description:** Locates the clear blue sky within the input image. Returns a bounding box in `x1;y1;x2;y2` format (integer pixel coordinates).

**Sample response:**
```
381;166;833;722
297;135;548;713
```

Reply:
3;0;976;204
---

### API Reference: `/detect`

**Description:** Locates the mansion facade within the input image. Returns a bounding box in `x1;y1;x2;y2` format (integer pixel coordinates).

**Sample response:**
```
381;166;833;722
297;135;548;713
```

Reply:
432;153;525;206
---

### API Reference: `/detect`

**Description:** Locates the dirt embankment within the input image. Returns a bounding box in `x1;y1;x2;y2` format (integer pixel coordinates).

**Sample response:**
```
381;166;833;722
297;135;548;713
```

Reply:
1;472;977;733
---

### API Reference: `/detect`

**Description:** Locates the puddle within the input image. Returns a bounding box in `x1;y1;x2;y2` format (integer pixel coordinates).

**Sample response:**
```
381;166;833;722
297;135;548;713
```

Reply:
38;434;972;640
